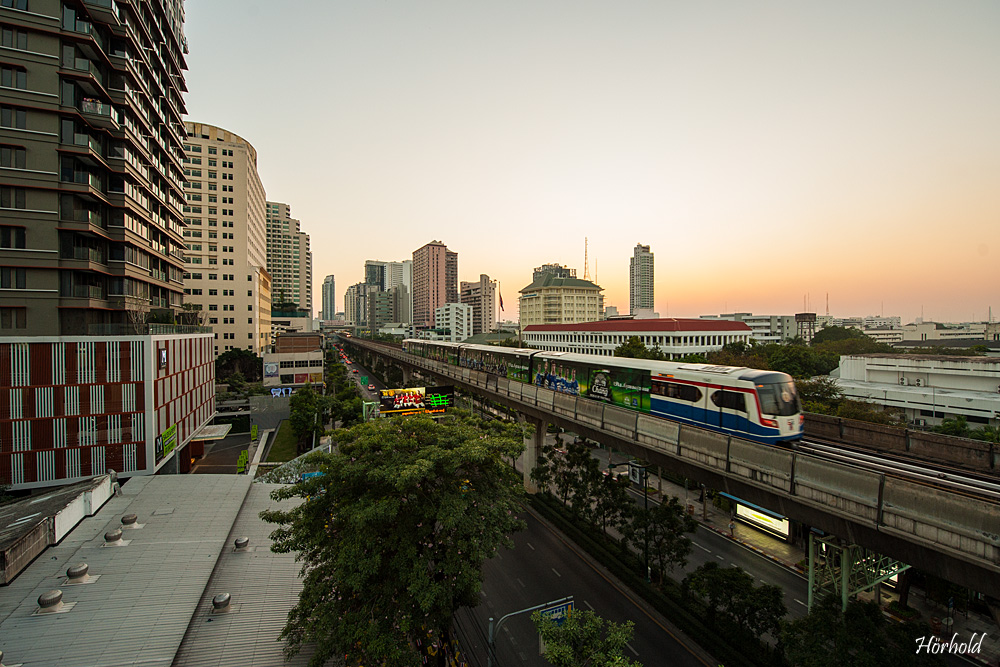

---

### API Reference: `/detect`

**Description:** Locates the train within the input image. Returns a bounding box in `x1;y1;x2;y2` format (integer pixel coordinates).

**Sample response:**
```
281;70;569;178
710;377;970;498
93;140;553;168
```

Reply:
401;339;804;445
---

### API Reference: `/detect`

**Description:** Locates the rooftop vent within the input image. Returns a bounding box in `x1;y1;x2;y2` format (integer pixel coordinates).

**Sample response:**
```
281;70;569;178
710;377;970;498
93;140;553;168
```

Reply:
64;563;99;586
212;593;231;613
102;528;130;547
234;537;249;551
33;589;75;615
121;513;144;529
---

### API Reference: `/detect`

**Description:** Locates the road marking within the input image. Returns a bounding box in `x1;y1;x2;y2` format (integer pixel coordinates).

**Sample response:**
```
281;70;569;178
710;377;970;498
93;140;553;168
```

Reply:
526;541;535;550
516;578;526;588
551;567;562;578
584;600;594;611
795;599;806;607
693;542;711;553
731;562;739;568
627;642;639;656
715;555;724;561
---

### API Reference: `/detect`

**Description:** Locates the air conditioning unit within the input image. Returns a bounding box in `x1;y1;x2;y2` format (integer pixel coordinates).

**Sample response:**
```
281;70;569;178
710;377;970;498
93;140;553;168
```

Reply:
914;378;924;387
898;377;907;386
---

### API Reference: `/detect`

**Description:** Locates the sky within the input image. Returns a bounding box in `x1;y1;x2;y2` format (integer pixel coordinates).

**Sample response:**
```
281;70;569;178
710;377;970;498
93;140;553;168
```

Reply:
182;1;1000;324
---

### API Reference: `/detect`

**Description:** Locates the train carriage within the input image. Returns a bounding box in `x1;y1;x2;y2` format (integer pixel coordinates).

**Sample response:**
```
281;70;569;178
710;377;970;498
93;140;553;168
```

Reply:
457;344;536;384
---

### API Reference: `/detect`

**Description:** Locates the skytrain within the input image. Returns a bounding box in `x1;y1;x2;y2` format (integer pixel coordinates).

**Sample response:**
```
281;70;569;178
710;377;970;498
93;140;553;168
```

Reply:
402;340;804;445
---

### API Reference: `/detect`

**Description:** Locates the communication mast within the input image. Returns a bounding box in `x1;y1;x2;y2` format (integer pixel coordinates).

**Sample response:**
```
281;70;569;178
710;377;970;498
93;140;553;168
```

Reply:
583;237;590;281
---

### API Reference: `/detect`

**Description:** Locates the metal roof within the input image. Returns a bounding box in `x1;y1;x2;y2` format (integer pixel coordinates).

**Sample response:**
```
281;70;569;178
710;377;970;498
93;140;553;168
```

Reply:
0;474;254;667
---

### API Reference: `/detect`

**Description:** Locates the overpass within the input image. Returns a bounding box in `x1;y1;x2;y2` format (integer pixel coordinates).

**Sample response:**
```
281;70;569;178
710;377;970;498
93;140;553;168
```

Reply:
345;338;1000;598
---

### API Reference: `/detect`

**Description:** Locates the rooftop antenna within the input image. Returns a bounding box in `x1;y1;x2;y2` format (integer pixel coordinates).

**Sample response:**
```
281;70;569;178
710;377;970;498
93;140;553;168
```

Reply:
583;237;590;280
826;293;829;316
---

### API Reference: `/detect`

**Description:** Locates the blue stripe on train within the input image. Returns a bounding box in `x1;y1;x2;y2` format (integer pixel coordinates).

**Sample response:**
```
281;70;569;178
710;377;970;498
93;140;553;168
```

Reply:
649;397;795;445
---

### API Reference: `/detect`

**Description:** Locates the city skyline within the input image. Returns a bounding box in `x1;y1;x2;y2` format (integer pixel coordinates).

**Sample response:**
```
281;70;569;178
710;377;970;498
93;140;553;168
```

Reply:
184;1;1000;324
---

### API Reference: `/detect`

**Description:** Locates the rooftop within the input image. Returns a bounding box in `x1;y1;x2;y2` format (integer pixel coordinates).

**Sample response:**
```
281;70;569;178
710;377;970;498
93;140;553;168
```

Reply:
523;318;752;333
519;272;603;292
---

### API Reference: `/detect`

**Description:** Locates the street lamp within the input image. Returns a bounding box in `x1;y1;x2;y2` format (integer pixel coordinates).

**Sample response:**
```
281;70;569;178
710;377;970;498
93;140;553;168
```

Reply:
607;459;650;583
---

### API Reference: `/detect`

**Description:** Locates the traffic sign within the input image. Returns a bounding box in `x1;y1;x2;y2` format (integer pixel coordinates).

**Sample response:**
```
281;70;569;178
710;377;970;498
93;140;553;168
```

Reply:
538;600;573;626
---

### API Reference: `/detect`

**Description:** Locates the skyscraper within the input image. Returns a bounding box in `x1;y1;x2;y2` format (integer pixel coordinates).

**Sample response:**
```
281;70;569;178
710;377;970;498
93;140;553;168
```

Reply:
266;202;312;315
182;123;271;356
0;0;189;336
630;243;654;316
460;274;497;336
321;275;336;320
412;241;458;329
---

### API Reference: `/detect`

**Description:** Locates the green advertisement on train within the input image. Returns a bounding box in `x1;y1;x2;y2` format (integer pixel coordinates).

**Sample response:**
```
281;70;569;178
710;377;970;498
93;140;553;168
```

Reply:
532;358;650;412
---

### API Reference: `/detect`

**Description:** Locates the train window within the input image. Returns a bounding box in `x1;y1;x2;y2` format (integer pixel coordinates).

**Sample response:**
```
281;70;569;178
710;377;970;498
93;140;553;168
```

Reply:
654;381;702;402
711;390;746;412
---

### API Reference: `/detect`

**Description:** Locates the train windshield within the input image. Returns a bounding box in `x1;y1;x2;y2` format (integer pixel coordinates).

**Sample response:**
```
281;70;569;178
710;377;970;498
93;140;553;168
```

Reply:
757;381;800;416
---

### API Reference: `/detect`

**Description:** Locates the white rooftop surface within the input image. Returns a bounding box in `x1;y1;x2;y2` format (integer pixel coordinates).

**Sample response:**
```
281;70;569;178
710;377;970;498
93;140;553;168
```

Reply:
0;474;313;667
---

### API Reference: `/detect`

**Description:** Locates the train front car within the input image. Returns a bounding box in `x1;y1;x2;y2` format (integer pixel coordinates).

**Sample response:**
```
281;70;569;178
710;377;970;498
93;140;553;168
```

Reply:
741;370;804;444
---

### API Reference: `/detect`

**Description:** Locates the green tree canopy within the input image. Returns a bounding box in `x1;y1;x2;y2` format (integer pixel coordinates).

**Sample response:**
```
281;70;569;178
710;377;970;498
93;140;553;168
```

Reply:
531;609;641;667
684;562;786;638
262;413;525;667
614;336;667;360
215;348;263;383
811;326;866;345
621;496;698;585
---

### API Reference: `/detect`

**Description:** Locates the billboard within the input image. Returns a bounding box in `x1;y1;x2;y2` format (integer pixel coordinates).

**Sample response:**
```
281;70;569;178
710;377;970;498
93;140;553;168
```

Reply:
264;362;279;378
155;423;177;464
379;386;455;415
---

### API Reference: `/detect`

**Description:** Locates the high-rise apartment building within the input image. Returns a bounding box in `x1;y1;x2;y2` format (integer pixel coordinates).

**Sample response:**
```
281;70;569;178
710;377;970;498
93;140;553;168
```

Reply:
0;0;189;336
630;243;654;315
460;274;496;336
321;275;336;320
266;201;312;315
412;241;457;329
182;122;270;356
519;269;604;327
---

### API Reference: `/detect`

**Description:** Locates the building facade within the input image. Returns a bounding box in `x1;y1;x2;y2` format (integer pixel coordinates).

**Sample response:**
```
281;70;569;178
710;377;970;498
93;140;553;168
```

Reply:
0;334;215;490
0;0;189;336
519;271;604;328
629;243;654;316
266;201;312;315
263;333;323;392
181;122;270;356
700;313;797;344
460;274;496;336
521;319;752;357
834;354;1000;428
419;303;471;342
412;241;457;329
321;274;336;320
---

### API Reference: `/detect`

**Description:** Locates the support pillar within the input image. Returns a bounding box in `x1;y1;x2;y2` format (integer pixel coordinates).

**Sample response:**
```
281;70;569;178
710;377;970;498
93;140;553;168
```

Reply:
402;366;414;386
520;413;542;494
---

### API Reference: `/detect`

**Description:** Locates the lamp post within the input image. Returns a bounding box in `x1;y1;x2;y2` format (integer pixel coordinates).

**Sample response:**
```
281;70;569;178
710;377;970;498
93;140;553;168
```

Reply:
607;459;650;583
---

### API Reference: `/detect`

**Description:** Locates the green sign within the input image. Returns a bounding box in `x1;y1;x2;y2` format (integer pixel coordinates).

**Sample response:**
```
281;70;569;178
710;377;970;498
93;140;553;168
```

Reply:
155;423;177;464
361;376;368;385
251;424;258;441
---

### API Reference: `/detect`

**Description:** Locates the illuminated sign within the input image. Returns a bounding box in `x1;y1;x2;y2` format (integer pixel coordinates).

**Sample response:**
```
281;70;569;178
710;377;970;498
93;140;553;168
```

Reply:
264;362;279;378
158;348;168;369
379;386;455;415
735;503;790;539
155;423;177;464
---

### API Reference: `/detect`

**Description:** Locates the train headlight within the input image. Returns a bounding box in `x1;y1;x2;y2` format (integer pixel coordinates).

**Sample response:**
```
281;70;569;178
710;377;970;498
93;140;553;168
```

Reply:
761;418;778;428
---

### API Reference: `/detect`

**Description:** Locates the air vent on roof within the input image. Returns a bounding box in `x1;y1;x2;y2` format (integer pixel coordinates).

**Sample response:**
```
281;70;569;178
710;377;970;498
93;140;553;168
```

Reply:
64;563;99;586
212;593;231;613
234;537;249;551
121;514;144;529
102;528;131;547
33;589;75;615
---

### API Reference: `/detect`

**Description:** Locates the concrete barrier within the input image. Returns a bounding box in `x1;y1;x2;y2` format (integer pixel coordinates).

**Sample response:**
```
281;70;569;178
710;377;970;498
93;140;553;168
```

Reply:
521;384;537;404
603;405;638;438
804;413;842;439
636;414;679;450
907;431;994;470
678;426;728;472
575;397;604;428
552;392;576;418
841;420;907;452
497;377;510;395
536;387;555;411
794;457;880;522
729;438;793;493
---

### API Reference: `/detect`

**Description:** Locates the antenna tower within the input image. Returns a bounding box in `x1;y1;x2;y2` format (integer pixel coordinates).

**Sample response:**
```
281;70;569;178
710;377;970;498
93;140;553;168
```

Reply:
583;237;590;280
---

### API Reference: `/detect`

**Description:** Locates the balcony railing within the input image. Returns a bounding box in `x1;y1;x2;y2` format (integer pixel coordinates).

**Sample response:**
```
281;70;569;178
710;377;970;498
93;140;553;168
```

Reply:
73;285;105;300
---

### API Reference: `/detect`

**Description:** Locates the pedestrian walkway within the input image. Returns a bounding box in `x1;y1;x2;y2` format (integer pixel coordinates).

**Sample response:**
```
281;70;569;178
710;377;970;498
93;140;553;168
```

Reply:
532;431;999;665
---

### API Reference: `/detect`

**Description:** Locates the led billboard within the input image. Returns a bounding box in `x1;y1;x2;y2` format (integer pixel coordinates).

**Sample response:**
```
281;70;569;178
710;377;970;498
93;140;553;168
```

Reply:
379;386;455;415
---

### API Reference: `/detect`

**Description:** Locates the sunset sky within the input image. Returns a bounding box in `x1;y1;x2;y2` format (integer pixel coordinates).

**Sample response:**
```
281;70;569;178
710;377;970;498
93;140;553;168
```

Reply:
183;1;999;324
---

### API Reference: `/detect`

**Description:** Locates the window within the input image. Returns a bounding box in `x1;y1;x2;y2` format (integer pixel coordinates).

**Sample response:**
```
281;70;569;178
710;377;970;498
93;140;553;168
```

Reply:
711;390;746;412
652;380;702;403
0;307;26;329
1;104;26;129
0;267;26;289
1;0;29;10
0;225;25;248
0;186;26;209
2;25;28;50
247;304;253;310
1;65;26;89
247;317;253;324
208;147;216;155
0;145;26;169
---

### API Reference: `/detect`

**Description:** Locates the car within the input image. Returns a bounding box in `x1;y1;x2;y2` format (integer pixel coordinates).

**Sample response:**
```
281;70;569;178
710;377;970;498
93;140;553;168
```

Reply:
368;384;375;391
351;369;359;374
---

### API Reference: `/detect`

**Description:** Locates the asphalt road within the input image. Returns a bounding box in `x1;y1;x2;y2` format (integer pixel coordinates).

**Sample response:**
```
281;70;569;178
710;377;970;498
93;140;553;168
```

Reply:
191;433;250;474
454;509;717;667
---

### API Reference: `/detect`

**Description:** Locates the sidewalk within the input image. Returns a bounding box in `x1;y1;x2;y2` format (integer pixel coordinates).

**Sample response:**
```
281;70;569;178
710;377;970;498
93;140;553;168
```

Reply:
534;431;999;666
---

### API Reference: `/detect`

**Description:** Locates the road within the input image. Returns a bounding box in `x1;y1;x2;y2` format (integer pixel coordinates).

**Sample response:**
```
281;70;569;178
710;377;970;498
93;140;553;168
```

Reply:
454;509;717;667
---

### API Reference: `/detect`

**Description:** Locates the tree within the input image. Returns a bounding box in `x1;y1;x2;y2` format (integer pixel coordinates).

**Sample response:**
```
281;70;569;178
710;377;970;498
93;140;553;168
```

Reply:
592;474;634;540
262;413;526;667
613;336;667;360
684;563;786;638
621;496;697;585
796;376;844;414
531;610;641;667
933;415;971;438
782;596;944;666
970;424;1000;443
811;326;865;345
289;384;325;450
215;348;263;383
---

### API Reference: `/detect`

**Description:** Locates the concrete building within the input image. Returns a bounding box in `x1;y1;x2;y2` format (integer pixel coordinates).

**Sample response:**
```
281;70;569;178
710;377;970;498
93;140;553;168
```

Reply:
521;318;752;357
700;312;797;344
263;333;323;392
427;303;472;342
833;354;1000;428
0;334;215;490
270;307;315;339
629;243;654;317
899;321;987;342
518;271;604;328
412;241;458;329
460;274;496;336
321;274;336;320
532;263;576;281
182;122;271;356
266;201;312;315
0;0;189;336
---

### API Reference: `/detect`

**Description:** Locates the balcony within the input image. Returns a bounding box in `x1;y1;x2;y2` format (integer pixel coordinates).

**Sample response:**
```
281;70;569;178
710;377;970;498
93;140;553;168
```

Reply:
82;0;121;25
68;247;107;264
78;98;119;130
62;207;107;229
63;58;103;86
63;19;107;53
73;285;105;300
